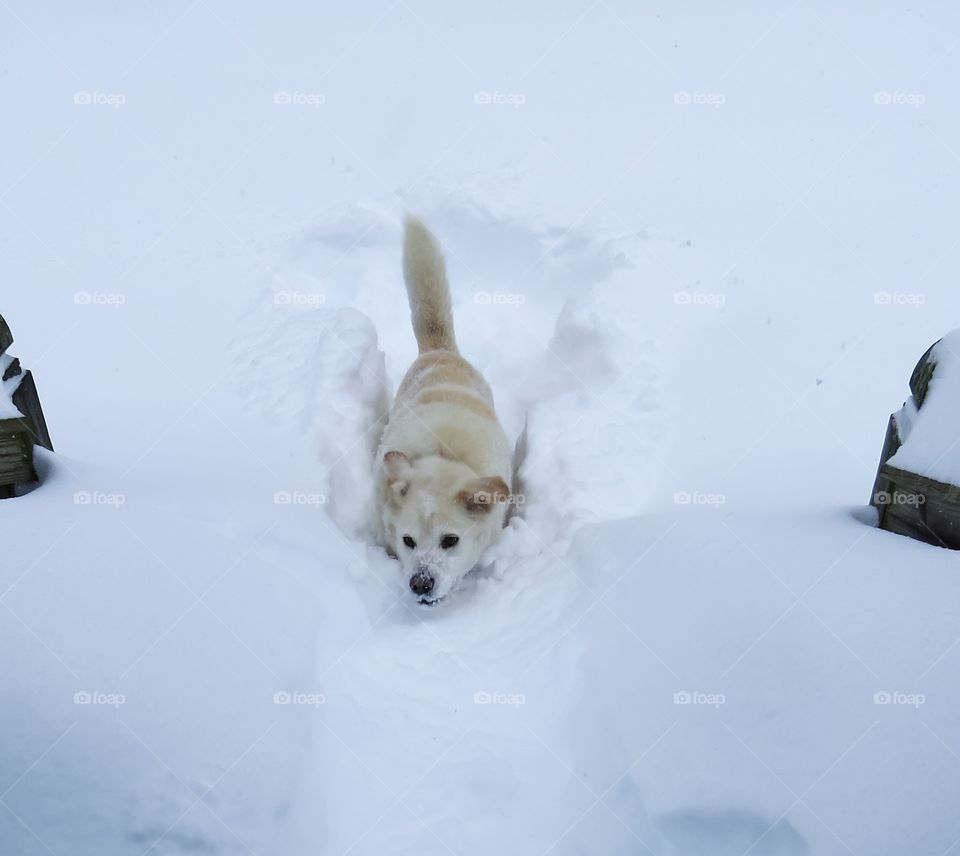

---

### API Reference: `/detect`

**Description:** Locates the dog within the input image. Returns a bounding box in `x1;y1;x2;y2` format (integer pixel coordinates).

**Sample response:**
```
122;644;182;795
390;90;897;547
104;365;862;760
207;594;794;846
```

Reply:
374;217;513;604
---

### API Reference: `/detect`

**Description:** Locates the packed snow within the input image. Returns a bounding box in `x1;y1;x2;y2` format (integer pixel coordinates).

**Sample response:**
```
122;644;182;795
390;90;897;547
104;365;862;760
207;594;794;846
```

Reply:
4;3;960;856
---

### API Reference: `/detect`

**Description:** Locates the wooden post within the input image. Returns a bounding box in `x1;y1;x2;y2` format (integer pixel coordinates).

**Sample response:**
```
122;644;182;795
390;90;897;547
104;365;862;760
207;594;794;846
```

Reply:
0;418;37;498
0;314;52;497
870;337;960;549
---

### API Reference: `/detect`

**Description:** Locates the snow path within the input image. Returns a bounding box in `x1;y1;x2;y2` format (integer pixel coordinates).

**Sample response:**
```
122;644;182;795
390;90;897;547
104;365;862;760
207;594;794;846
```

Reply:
233;199;664;852
230;200;814;854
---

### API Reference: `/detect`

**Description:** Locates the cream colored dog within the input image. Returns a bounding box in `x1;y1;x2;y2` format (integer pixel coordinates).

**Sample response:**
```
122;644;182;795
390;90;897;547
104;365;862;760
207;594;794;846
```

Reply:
375;217;512;604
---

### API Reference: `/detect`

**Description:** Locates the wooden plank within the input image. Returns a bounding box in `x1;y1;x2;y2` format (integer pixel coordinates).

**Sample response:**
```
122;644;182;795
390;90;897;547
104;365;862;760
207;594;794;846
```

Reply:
0;315;11;355
879;465;960;504
876;464;960;549
880;497;957;549
0;417;37;493
10;370;53;451
881;508;940;546
869;415;901;514
881;504;924;535
921;496;960;548
2;356;21;381
909;340;939;407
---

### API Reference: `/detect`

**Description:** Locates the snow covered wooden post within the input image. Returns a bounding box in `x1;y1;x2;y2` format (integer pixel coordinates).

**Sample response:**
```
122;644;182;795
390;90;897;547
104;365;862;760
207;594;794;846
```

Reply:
0;314;53;498
871;331;960;548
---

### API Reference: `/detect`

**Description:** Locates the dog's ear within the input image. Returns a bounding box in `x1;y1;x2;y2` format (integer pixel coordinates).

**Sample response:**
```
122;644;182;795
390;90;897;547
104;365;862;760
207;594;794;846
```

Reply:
383;451;412;496
455;476;510;513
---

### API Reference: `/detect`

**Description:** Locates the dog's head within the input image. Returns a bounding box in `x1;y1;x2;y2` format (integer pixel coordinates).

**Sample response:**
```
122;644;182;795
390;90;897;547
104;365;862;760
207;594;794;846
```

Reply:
381;450;509;604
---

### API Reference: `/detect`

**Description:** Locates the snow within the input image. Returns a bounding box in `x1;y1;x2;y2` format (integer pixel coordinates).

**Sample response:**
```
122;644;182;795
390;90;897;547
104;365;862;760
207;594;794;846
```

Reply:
0;354;25;418
888;329;960;487
4;3;960;856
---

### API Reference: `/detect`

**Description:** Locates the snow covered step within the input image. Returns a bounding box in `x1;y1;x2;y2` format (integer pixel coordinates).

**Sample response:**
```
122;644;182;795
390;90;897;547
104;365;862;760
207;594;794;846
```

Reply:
872;330;960;548
0;313;53;497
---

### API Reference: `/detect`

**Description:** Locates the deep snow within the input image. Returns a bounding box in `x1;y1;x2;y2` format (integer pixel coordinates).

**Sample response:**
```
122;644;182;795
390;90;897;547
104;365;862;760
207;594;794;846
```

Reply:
4;3;960;855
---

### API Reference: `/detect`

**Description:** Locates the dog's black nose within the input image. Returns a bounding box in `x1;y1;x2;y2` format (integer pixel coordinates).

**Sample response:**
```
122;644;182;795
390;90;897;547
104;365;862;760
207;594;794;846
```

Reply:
409;572;434;596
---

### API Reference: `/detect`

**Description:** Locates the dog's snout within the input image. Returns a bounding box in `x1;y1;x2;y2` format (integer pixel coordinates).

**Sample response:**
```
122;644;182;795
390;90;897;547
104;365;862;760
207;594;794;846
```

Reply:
409;572;435;596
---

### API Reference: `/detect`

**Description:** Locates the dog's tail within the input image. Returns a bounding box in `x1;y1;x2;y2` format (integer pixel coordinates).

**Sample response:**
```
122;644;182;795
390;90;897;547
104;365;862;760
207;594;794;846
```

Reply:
402;216;457;353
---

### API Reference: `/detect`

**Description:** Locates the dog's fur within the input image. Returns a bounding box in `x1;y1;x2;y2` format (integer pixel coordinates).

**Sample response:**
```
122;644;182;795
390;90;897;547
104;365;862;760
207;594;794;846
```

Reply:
374;217;512;604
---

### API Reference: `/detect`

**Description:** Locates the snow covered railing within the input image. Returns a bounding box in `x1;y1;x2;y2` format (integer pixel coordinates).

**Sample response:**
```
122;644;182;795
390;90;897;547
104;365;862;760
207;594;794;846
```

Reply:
0;314;53;498
871;330;960;548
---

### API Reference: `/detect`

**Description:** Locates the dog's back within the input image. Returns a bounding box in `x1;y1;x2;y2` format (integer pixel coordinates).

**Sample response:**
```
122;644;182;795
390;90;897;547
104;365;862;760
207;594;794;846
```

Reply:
385;218;510;475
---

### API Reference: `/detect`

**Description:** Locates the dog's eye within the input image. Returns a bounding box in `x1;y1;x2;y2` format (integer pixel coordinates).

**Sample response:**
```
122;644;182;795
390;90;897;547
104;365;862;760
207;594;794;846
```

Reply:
402;535;416;549
440;534;459;550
